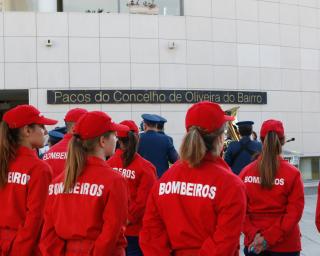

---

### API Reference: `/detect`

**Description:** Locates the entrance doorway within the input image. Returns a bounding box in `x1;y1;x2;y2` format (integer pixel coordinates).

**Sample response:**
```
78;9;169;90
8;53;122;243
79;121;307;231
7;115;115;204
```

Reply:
0;90;29;120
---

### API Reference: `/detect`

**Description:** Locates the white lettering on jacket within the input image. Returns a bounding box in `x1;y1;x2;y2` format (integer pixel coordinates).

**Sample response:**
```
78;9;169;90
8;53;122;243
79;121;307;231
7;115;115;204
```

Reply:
244;176;285;186
48;182;104;197
113;167;136;180
159;181;217;200
43;152;67;160
7;171;30;185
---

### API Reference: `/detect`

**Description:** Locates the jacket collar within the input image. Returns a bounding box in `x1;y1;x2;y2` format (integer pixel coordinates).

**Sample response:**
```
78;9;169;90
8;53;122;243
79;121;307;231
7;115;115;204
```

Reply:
16;145;38;157
86;155;108;167
64;133;73;140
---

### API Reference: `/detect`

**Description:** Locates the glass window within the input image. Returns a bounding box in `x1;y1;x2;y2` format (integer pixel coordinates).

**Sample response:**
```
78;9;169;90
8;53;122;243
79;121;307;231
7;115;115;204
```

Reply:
300;157;320;181
63;0;118;13
122;0;182;16
2;0;183;15
3;0;38;11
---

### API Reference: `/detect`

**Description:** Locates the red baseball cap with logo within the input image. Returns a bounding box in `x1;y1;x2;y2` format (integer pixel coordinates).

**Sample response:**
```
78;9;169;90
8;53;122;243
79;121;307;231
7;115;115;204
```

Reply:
117;120;139;138
64;108;88;122
260;119;284;139
73;111;129;140
185;101;234;133
2;105;58;129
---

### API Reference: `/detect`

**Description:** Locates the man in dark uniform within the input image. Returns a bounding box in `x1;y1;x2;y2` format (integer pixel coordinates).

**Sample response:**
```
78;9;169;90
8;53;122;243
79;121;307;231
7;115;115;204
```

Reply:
153;114;174;144
224;121;262;175
138;114;179;178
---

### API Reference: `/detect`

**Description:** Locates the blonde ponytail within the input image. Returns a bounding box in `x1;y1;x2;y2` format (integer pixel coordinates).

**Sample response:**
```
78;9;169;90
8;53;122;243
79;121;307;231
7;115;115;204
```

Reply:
180;125;225;168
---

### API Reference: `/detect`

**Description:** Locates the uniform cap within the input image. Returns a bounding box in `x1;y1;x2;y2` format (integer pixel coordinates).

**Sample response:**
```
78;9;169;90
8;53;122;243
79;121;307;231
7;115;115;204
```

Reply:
73;111;129;140
141;114;161;123
117;120;139;138
236;121;254;127
2;104;57;129
53;126;67;134
185;101;234;133
260;119;284;139
64;108;88;122
153;114;167;124
48;130;64;143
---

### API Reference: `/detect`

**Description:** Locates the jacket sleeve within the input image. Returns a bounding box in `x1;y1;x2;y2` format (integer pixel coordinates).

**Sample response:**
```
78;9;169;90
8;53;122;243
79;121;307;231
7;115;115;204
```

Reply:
128;165;157;224
238;171;260;243
199;181;247;256
316;182;320;232
139;184;171;256
223;145;233;167
10;162;52;256
39;195;65;256
167;140;179;164
261;172;305;247
93;176;128;256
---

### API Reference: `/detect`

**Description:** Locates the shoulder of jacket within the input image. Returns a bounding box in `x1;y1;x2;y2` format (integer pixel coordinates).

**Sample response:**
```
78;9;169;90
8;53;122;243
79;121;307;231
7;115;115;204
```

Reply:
31;159;53;176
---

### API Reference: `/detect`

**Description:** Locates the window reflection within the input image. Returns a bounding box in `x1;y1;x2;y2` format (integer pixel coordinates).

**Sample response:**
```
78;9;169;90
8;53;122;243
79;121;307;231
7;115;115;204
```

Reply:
2;0;182;16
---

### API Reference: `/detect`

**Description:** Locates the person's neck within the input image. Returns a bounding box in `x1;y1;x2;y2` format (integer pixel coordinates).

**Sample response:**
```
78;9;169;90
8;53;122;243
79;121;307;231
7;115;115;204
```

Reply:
19;141;33;149
88;150;106;161
145;127;158;132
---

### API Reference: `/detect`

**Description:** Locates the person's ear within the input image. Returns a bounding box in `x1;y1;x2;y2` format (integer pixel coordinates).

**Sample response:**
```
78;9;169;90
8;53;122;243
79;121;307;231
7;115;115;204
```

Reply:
20;125;32;137
99;136;106;148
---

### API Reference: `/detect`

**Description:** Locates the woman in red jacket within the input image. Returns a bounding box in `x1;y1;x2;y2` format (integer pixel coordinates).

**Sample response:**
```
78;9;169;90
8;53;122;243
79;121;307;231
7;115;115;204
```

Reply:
107;120;156;256
0;105;57;256
139;101;247;256
40;111;129;256
239;119;304;256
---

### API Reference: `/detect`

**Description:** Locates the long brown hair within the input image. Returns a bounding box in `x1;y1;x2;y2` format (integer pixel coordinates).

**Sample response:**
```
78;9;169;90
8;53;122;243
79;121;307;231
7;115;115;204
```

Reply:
180;125;225;168
118;131;138;168
63;132;113;192
258;132;284;189
0;121;20;187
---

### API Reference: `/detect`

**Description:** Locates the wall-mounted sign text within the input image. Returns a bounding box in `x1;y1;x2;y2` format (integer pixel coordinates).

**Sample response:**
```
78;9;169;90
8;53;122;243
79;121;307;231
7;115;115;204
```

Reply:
47;90;267;105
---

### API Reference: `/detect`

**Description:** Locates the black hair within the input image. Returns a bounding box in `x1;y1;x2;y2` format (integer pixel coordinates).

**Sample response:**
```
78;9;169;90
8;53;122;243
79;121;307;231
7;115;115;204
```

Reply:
238;125;253;137
118;131;139;167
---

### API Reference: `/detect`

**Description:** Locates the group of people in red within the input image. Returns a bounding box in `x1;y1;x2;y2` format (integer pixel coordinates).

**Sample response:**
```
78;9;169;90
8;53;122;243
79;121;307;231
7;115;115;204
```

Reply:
0;101;317;256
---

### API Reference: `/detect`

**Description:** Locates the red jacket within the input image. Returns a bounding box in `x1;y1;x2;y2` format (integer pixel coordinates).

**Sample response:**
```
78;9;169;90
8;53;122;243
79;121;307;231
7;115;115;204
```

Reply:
139;154;246;256
39;156;128;256
239;157;304;252
43;134;72;179
0;146;52;256
316;182;320;232
107;149;156;236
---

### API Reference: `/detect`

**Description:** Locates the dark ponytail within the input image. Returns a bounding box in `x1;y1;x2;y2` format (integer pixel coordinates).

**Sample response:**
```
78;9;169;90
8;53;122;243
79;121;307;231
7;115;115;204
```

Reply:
119;131;138;168
0;121;19;187
258;132;284;189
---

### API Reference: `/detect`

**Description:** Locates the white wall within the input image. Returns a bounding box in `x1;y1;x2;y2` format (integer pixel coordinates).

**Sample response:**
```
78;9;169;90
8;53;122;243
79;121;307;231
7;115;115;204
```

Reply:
1;0;320;154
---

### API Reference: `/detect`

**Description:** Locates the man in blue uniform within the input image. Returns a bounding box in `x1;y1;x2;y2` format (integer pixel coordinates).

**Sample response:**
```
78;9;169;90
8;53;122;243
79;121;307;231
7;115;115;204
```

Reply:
138;114;179;178
224;121;262;175
153;114;174;144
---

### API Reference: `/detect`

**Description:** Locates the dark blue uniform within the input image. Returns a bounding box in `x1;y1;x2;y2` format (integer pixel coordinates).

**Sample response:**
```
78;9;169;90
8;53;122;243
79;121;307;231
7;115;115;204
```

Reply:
158;131;174;144
224;136;262;175
138;130;178;177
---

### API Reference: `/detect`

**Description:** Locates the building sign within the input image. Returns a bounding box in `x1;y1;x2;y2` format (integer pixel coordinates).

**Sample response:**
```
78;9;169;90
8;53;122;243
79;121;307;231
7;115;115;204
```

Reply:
47;90;267;105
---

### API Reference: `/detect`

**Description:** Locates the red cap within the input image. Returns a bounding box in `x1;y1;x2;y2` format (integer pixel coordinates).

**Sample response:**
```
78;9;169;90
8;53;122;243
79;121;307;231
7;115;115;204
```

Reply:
117;120;139;138
2;105;58;129
73;111;129;140
185;101;234;133
260;119;284;139
64;108;88;122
